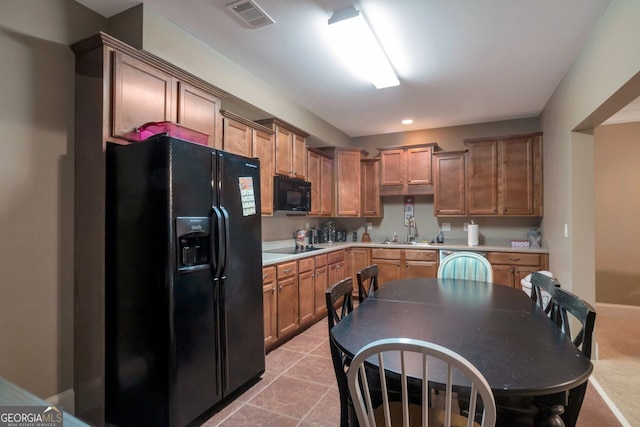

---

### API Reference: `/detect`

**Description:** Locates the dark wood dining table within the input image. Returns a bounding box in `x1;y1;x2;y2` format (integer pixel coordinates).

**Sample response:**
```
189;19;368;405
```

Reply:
330;277;593;426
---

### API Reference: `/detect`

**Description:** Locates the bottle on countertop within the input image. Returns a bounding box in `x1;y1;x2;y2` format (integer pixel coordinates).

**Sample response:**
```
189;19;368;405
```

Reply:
436;228;444;244
392;232;398;243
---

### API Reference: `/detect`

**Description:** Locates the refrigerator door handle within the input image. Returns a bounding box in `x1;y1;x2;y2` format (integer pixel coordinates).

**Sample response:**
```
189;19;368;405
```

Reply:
211;206;224;279
219;206;230;279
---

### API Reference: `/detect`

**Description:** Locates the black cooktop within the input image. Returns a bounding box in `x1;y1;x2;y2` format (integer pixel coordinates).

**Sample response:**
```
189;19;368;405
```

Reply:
264;246;322;255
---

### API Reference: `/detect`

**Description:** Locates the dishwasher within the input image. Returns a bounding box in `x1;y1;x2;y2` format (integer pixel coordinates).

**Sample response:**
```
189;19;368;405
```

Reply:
439;249;488;263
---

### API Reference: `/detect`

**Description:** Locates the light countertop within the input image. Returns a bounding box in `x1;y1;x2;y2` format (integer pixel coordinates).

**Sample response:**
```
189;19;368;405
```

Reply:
262;241;548;266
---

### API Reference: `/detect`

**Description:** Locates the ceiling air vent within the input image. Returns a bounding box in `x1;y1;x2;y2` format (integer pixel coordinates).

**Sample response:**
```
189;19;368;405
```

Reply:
226;0;275;29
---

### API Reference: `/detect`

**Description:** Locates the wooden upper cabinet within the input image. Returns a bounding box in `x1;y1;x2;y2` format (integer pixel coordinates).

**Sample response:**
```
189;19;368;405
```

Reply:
464;132;543;216
307;149;332;217
433;151;466;216
112;51;174;141
320;155;333;216
379;143;438;195
222;112;252;157
466;140;499;215
334;148;365;216
253;129;275;216
108;41;225;147
256;119;309;180
221;111;275;215
292;134;307;180
406;146;433;185
177;82;222;149
361;158;382;218
380;149;404;185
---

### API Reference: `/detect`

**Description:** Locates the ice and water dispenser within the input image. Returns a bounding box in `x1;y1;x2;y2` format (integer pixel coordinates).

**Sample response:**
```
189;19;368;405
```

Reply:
176;217;211;271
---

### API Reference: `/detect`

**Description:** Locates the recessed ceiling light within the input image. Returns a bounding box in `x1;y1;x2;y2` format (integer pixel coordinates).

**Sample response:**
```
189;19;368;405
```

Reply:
401;119;413;125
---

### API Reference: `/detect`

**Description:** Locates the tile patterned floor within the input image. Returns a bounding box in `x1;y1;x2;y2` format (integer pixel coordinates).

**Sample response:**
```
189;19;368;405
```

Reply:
202;318;621;426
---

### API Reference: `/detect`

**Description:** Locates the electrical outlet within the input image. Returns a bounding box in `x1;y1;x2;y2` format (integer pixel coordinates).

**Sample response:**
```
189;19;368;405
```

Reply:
442;223;451;232
564;224;569;238
305;222;309;230
366;222;372;231
463;223;469;231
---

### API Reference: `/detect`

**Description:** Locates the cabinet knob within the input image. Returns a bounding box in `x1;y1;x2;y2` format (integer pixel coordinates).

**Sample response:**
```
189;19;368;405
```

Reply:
279;285;283;290
263;274;269;280
284;268;291;274
271;287;276;293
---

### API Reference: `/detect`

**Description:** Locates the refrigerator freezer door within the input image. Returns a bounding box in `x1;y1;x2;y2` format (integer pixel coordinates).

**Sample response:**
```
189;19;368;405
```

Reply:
215;151;265;395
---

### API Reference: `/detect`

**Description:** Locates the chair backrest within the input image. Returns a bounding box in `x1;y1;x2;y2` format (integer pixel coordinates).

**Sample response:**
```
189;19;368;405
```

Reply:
547;287;597;359
347;337;496;427
438;252;494;282
530;271;560;314
326;277;355;427
357;264;379;303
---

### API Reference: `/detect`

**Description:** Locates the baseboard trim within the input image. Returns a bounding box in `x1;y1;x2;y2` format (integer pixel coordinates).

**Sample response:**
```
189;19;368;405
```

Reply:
46;388;75;415
595;303;640;320
589;377;631;427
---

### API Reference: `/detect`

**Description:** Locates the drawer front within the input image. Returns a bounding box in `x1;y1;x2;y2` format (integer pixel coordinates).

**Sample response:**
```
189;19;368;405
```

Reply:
315;253;328;268
277;261;298;278
371;248;402;260
488;252;542;266
262;266;276;283
298;257;315;273
404;249;438;261
328;250;345;264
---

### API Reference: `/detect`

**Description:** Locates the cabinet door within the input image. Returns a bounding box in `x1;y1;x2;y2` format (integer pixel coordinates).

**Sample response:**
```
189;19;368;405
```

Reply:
177;82;222;148
434;152;466;216
320;156;333;216
372;258;402;286
298;270;315;326
112;51;173;140
307;150;321;216
222;116;252;157
292;134;307;180
406;146;432;185
491;264;515;287
274;126;293;176
314;265;328;317
467;140;499;215
253;130;275;216
499;137;535;215
277;276;298;337
262;267;277;347
361;159;382;217
328;260;347;286
380;149;405;185
404;261;438;279
336;150;361;216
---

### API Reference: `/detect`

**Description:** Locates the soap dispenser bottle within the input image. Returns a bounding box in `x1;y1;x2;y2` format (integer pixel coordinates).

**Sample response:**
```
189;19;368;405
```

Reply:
436;228;444;243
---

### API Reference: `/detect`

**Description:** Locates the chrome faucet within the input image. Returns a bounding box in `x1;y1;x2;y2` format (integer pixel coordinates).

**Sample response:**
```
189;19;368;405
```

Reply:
406;216;417;243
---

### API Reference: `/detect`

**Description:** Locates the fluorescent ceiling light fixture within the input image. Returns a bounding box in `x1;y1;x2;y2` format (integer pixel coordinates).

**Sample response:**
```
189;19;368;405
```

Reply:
327;6;399;89
401;119;413;125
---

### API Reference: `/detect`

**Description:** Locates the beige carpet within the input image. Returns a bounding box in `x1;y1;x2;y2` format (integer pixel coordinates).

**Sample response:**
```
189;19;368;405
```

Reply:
592;315;640;426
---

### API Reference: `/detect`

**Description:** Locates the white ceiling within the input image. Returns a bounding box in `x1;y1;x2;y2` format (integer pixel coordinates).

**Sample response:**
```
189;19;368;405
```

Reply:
74;0;613;137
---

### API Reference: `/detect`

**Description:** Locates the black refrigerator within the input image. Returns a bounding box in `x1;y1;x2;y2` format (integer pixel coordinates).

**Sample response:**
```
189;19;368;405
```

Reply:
105;135;264;427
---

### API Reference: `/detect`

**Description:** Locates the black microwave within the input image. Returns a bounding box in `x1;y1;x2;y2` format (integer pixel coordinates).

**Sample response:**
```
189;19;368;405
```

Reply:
273;176;311;212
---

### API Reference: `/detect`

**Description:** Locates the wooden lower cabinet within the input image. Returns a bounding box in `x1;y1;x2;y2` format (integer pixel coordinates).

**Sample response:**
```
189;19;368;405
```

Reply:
404;249;438;279
371;248;438;285
276;261;298;338
488;252;549;288
349;248;371;298
262;266;277;348
298;257;315;327
328;250;347;286
314;254;329;317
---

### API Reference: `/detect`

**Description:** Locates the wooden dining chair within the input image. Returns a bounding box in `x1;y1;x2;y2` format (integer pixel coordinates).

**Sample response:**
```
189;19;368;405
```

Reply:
347;337;497;427
357;264;379;303
325;277;355;427
530;271;561;314
437;252;494;282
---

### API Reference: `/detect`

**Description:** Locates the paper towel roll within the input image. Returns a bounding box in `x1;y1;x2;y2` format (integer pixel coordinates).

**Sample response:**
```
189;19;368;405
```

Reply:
468;224;479;246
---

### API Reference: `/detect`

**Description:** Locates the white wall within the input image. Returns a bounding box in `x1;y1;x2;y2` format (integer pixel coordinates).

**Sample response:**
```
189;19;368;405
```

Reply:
594;122;640;306
541;0;640;303
0;0;105;399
